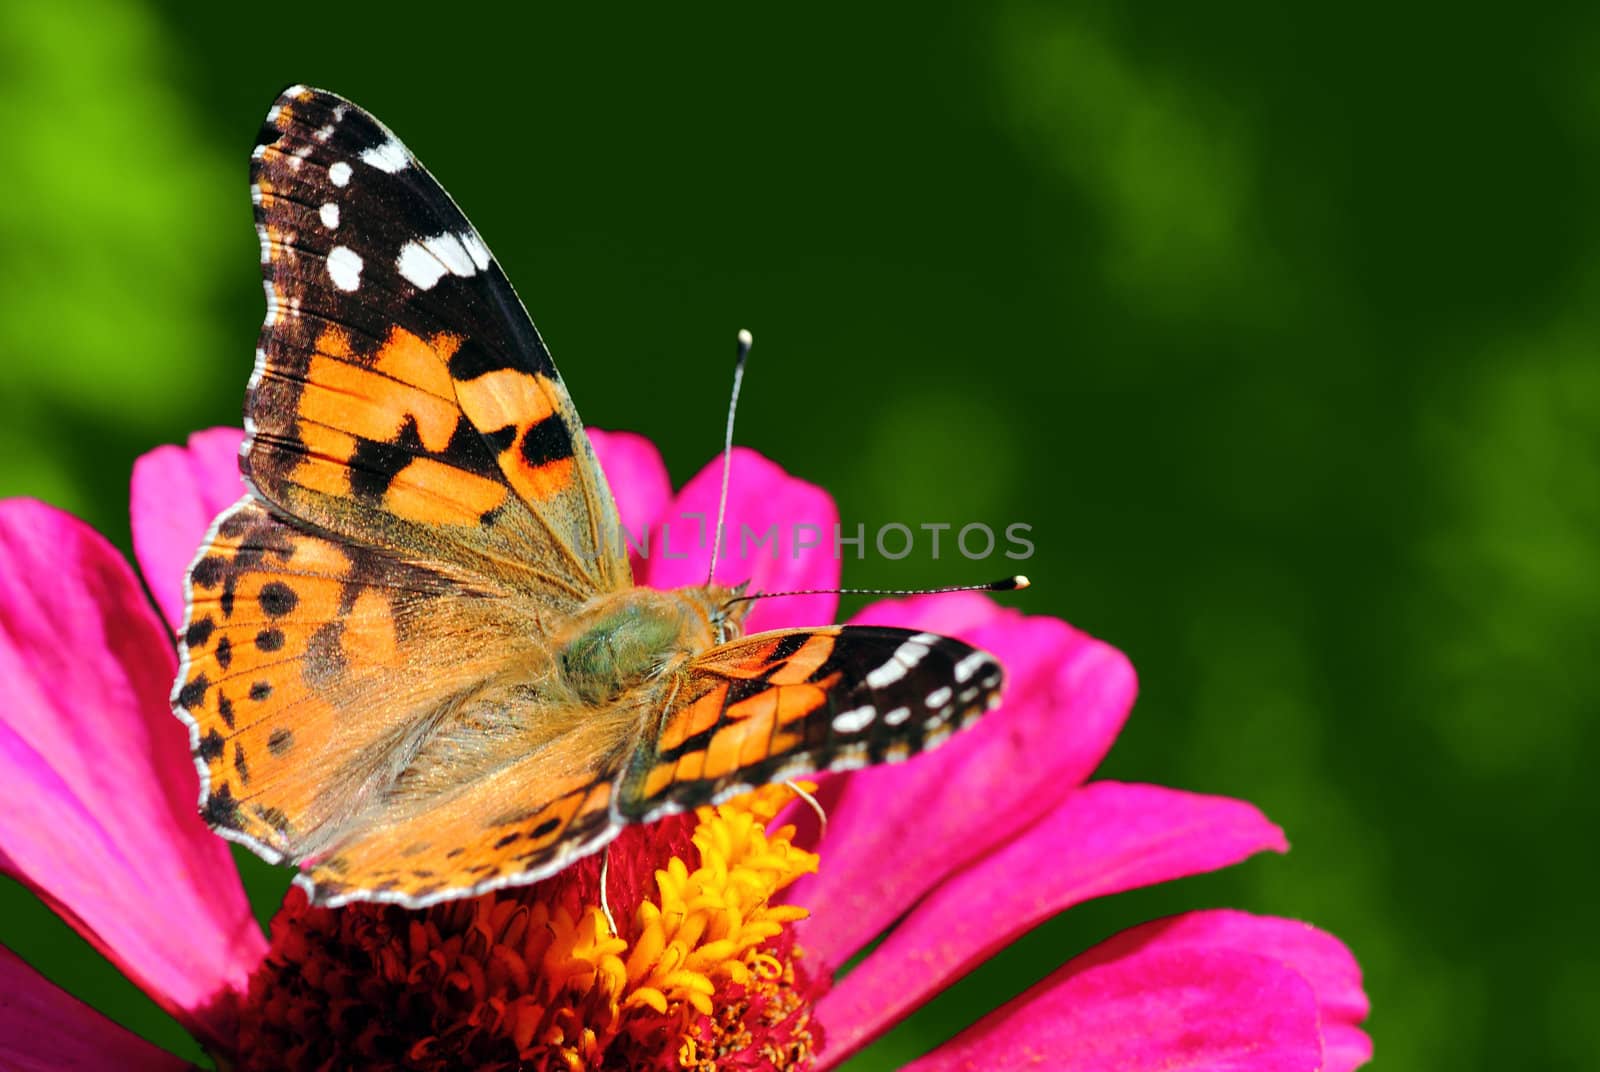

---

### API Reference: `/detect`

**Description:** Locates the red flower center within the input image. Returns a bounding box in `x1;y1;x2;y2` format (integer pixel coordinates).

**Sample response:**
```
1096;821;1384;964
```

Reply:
233;787;827;1070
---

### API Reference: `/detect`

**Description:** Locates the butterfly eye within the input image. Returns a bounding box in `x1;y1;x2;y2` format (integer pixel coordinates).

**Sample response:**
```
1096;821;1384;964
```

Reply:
712;611;741;646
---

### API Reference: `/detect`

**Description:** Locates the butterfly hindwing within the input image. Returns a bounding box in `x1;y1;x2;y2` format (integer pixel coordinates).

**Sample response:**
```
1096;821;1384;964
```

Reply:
619;626;1005;820
174;498;554;868
299;749;624;908
248;85;627;605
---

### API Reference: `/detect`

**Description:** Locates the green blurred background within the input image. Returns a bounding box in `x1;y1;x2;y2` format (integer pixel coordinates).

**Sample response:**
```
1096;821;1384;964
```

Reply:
3;1;1595;1067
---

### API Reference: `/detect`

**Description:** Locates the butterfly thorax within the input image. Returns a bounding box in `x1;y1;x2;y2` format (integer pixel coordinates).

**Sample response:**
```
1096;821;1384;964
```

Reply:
557;585;748;706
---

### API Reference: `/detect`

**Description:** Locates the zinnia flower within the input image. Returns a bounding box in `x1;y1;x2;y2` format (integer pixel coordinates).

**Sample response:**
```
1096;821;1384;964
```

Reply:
0;425;1370;1070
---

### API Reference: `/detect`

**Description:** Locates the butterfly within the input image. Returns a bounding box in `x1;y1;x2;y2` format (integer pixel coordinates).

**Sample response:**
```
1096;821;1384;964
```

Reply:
170;85;1007;908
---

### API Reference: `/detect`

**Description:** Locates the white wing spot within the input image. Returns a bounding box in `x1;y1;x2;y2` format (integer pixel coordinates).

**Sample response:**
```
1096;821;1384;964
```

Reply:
954;651;992;684
424;233;475;276
865;659;906;689
395;232;487;290
318;203;340;230
768;756;816;783
865;636;933;689
925;686;952;708
325;245;363;292
462;231;492;270
832;706;876;734
396;243;448;291
829;743;872;771
328;161;352;186
396;241;447;290
884;706;912;726
360;135;409;173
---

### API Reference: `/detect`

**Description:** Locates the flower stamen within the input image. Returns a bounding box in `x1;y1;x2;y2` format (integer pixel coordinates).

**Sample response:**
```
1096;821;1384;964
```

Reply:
236;783;826;1070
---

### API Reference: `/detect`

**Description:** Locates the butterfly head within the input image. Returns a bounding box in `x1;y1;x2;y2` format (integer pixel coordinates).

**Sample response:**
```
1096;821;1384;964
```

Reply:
701;581;752;646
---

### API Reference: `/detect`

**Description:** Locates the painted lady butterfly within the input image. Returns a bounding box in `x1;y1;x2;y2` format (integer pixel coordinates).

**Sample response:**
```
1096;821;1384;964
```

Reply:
171;86;1006;907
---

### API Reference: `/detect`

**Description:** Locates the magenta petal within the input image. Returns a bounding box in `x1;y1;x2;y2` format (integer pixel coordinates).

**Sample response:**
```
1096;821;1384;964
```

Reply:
814;781;1288;1066
1078;910;1371;1069
902;943;1324;1072
0;945;189;1071
641;447;839;632
0;500;264;1045
586;429;674;578
1322;1024;1376;1072
130;426;246;631
793;599;1136;967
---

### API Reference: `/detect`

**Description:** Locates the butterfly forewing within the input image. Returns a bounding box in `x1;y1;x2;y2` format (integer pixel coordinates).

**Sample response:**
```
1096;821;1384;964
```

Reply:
248;85;627;603
619;626;1005;821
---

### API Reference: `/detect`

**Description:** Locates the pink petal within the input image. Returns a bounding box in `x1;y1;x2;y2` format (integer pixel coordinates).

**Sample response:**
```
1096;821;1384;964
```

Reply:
1322;1025;1376;1072
0;499;264;1047
902;943;1324;1072
641;447;839;633
586;429;674;579
0;945;189;1071
1077;910;1371;1069
815;781;1288;1066
130;426;246;631
793;597;1136;967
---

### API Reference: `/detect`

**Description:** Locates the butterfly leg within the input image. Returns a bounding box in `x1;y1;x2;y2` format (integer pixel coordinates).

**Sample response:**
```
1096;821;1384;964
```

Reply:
786;780;828;834
599;845;618;935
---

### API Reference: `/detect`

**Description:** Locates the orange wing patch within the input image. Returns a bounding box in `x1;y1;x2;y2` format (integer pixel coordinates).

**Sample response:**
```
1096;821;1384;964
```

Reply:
452;367;579;505
659;682;729;752
280;325;510;528
175;499;518;863
295;327;460;454
621;625;1005;823
452;367;556;430
620;629;849;820
300;748;622;907
763;633;836;684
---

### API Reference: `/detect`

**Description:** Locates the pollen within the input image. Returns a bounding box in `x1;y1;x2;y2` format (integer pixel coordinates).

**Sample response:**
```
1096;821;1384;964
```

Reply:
234;784;827;1070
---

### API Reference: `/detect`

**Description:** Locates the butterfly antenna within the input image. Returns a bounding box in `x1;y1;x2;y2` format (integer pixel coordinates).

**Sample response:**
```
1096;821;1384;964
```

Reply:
599;846;618;935
707;328;753;585
731;575;1030;604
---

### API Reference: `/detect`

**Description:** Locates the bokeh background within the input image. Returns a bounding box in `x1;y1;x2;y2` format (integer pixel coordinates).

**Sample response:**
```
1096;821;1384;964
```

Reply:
3;1;1594;1067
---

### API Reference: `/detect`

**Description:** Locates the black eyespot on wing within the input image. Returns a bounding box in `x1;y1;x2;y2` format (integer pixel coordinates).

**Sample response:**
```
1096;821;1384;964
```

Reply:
519;414;574;469
258;581;298;617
